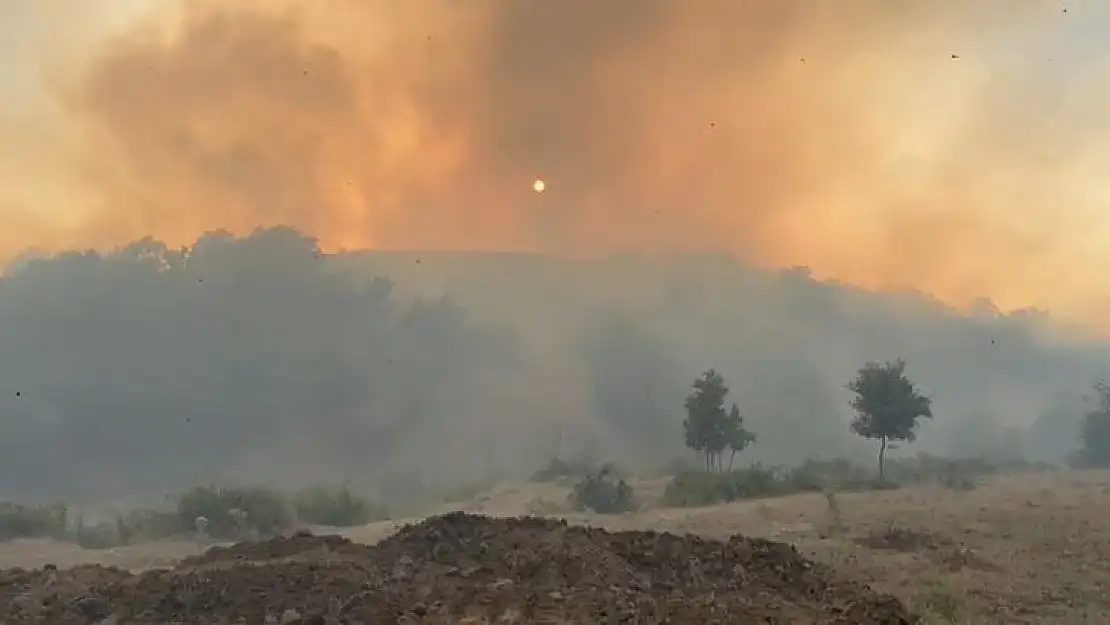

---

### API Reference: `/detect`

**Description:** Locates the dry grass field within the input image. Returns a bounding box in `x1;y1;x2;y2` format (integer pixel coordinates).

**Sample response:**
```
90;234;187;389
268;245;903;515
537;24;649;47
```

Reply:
2;470;1110;623
628;472;1110;624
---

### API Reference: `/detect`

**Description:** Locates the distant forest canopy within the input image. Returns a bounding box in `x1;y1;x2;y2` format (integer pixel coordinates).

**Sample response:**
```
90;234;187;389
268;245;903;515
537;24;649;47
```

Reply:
0;227;1100;501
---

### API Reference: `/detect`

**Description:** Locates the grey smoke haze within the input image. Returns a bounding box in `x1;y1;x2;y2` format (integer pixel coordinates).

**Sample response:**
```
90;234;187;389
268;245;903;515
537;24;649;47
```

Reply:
0;228;1098;503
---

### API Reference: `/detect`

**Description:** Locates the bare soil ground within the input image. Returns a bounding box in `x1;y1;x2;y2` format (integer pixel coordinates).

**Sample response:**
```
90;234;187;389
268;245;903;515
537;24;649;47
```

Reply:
0;470;1108;623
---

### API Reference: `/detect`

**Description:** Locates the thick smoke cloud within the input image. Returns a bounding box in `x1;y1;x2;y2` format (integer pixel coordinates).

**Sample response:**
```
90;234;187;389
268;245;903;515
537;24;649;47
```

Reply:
11;1;1109;320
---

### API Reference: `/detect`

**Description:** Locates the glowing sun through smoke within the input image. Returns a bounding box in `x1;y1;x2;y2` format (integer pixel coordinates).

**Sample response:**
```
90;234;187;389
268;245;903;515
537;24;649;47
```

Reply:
533;179;546;193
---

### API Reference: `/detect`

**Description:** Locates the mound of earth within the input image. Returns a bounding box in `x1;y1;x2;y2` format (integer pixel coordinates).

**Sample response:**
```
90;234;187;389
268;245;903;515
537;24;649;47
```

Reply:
0;511;917;624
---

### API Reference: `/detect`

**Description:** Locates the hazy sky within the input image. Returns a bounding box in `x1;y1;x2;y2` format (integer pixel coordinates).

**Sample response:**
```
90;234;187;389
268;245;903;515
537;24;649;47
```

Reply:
0;0;148;223
3;1;1110;324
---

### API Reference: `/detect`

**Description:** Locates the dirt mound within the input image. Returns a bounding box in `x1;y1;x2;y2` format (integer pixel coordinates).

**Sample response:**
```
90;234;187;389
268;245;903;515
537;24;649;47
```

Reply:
0;512;917;624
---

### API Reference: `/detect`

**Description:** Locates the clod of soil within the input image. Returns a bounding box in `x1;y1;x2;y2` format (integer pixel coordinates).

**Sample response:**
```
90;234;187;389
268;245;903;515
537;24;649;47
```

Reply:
858;525;950;553
0;512;918;624
857;524;998;574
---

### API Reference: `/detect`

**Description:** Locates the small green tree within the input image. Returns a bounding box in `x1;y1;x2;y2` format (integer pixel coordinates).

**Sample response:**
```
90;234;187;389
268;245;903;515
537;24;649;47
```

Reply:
724;404;757;470
683;369;730;471
847;359;932;480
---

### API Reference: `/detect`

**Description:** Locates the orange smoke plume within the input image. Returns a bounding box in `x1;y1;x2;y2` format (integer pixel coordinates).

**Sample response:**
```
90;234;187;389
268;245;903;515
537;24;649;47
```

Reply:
9;1;1110;320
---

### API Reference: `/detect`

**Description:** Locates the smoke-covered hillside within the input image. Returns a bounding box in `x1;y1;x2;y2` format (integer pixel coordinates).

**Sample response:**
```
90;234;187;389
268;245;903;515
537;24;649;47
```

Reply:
0;228;1099;501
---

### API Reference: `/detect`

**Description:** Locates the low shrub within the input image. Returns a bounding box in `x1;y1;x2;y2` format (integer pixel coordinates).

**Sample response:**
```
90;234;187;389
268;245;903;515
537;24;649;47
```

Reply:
71;516;123;549
0;480;394;547
0;502;181;547
662;453;1049;508
569;465;635;514
175;485;294;539
885;453;1054;489
785;458;891;493
0;502;67;541
118;508;181;542
661;466;787;507
295;484;388;527
662;458;907;508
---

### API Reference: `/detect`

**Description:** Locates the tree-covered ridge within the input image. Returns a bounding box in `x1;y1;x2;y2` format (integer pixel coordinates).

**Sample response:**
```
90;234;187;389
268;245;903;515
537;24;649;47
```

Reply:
0;228;518;499
1;228;1108;500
